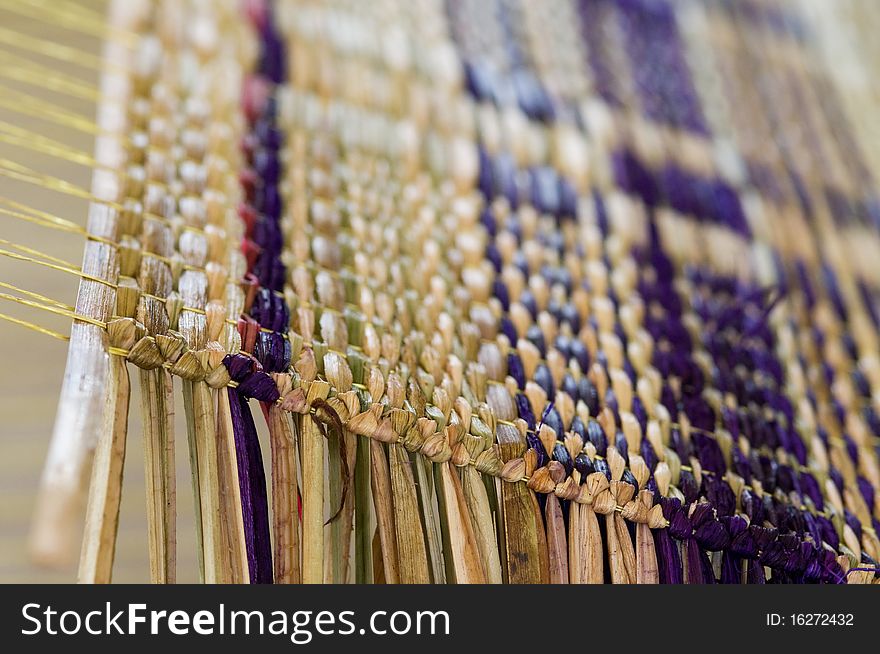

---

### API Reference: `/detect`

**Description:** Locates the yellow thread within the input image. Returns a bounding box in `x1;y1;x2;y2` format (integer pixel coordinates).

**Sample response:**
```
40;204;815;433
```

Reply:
53;0;118;27
0;238;78;268
0;127;174;194
0;51;99;101
0;85;102;135
0;45;100;84
0;205;112;247
0;160;201;235
0;123;97;168
0;290;106;328
0;247;236;325
0;25;109;71
0;88;229;167
0;134;173;195
17;0;107;21
0;65;96;102
0;246;116;287
21;332;247;390
141;292;208;319
0;196;87;230
0;281;74;311
0;0;138;47
0;257;237;326
0;198;119;247
0;197;208;254
0;117;96;152
0;157;98;202
296;293;387;330
0;311;70;341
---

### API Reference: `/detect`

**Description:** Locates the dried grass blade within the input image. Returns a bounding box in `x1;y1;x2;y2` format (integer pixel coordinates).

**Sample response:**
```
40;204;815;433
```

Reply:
77;347;130;583
414;455;445;583
545;493;568;584
605;512;626;583
389;444;430;583
372;530;385;583
370;439;400;583
496;424;549;583
139;368;175;583
568;503;581;583
192;380;222;584
581;505;604;583
354;434;373;584
636;493;658;584
268;404;301;584
461;465;502;583
328;427;355;583
301;413;324;583
435;462;486;583
162;371;176;583
606;511;637;584
216;385;248;583
181;382;205;582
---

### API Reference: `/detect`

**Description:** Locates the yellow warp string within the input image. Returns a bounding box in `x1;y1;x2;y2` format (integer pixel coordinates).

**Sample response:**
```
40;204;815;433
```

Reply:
0;159;201;234
0;199;222;278
0;205;83;235
0;240;239;327
0;205;118;248
0;86;102;135
0;290;106;328
0;25;108;71
0;120;98;167
0;247;116;287
0;157;97;203
0;0;138;47
0;281;74;311
0;195;88;227
0;86;218;164
0;51;99;101
0;130;173;194
0;310;242;391
0;67;97;103
29;0;112;26
0;238;78;268
0;312;70;342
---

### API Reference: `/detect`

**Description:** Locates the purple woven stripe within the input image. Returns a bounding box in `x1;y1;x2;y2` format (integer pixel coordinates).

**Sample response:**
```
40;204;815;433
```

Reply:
640;222;848;583
577;0;622;107
227;385;274;583
616;0;708;134
613;147;750;237
222;0;290;585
